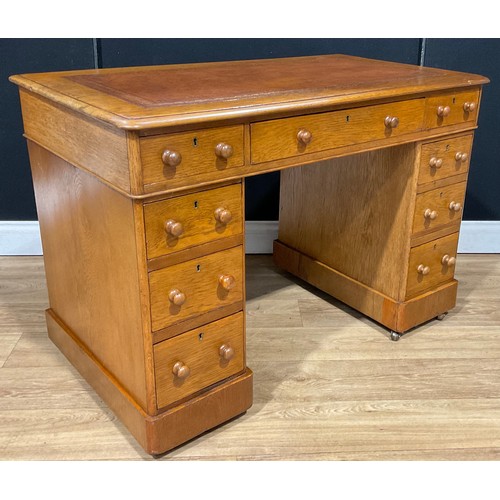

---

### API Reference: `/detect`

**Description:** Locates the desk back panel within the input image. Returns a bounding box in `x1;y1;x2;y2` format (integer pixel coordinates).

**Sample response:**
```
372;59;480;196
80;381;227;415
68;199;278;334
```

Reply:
278;144;418;301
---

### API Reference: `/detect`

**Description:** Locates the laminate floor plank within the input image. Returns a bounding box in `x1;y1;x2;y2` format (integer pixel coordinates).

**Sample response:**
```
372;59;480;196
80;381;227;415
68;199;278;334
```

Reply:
0;334;22;368
0;408;149;460
2;331;68;368
247;325;500;360
1;254;500;460
246;299;304;328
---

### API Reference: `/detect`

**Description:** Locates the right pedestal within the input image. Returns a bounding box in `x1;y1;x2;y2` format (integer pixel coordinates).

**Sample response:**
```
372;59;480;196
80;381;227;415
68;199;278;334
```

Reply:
275;135;473;335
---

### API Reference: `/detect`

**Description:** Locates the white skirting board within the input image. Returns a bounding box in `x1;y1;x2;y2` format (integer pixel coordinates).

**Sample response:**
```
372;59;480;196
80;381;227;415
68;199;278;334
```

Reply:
0;222;43;256
0;220;499;256
247;221;500;254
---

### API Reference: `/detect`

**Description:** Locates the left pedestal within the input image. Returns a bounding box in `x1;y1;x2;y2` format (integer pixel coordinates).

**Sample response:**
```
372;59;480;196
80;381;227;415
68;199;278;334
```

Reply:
26;138;252;455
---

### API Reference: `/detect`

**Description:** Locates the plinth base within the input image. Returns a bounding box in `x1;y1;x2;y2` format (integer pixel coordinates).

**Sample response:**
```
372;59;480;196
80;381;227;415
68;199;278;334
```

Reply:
273;240;457;334
46;309;253;455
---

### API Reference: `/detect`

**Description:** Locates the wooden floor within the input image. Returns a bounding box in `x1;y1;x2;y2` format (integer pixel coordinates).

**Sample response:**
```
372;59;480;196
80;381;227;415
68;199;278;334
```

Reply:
1;254;500;460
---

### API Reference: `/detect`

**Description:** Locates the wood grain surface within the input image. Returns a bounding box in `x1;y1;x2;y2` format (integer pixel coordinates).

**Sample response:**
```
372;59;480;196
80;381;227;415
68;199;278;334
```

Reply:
410;220;461;248
412;182;466;235
278;144;418;301
149;245;244;332
144;182;243;259
141;125;244;189
273;240;458;334
424;88;480;129
416;172;469;196
139;121;480;199
45;307;252;454
20;90;130;193
250;98;424;164
406;232;460;298
154;312;245;409
418;134;473;185
1;254;500;459
27;142;148;410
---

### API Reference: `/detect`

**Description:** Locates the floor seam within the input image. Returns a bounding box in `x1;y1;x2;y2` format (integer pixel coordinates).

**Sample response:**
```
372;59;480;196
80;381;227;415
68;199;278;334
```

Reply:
0;334;23;369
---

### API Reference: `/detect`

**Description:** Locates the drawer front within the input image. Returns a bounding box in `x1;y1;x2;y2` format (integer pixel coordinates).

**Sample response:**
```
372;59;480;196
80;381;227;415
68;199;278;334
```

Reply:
406;232;459;298
141;125;244;189
144;183;243;259
419;134;473;185
154;312;244;409
424;88;480;129
250;99;425;164
149;245;243;332
412;182;467;235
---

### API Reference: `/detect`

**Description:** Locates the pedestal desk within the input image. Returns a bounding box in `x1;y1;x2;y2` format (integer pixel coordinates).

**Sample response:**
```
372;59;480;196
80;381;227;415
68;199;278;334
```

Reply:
10;55;489;455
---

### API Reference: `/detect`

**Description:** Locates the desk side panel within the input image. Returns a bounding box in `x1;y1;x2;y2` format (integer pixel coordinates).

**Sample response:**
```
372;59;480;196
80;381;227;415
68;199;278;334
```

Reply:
278;144;419;301
28;142;148;409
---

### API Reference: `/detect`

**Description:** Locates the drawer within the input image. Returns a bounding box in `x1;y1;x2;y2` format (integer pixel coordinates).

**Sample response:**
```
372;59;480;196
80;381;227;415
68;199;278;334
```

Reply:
406;232;459;298
149;245;243;332
412;182;466;235
419;134;473;185
141;125;244;188
250;98;424;164
144;183;243;259
154;312;244;409
424;88;480;129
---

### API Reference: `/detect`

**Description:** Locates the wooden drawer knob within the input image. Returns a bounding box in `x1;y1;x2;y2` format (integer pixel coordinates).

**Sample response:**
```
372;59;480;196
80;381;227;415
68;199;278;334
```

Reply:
219;274;236;291
441;254;457;266
437;105;451;117
164;219;183;237
297;129;313;145
449;201;462;212
455;152;468;162
172;361;190;379
215;143;233;159
463;102;476;112
384;116;399;128
429;157;443;168
162;149;182;167
168;289;186;306
417;264;430;275
424;208;438;220
214;207;232;224
219;344;235;361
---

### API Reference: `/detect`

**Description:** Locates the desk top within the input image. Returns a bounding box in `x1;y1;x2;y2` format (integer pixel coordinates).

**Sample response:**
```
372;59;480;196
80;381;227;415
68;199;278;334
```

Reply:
10;54;489;130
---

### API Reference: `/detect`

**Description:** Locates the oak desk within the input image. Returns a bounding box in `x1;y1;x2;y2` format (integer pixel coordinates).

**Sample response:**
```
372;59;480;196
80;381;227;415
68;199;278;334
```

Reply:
10;55;489;455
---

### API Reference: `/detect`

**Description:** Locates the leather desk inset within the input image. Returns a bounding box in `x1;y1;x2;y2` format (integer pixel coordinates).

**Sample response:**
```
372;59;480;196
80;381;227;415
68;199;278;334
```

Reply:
10;55;489;454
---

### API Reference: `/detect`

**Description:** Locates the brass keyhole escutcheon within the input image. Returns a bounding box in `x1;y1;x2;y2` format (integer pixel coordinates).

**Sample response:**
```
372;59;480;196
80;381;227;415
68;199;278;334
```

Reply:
445;144;450;151
346;115;350;122
196;264;201;272
198;333;204;341
192;137;198;147
194;200;199;209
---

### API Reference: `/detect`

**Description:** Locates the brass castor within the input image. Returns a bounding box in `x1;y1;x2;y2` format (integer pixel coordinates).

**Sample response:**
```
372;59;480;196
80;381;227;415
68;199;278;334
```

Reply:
436;312;448;321
390;331;401;341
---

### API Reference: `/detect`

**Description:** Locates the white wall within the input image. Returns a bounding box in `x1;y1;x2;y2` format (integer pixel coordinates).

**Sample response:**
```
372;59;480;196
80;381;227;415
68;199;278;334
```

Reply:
1;220;499;255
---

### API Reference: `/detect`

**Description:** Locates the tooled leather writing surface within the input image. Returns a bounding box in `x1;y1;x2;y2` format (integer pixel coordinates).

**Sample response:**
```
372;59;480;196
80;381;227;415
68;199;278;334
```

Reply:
67;55;447;107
